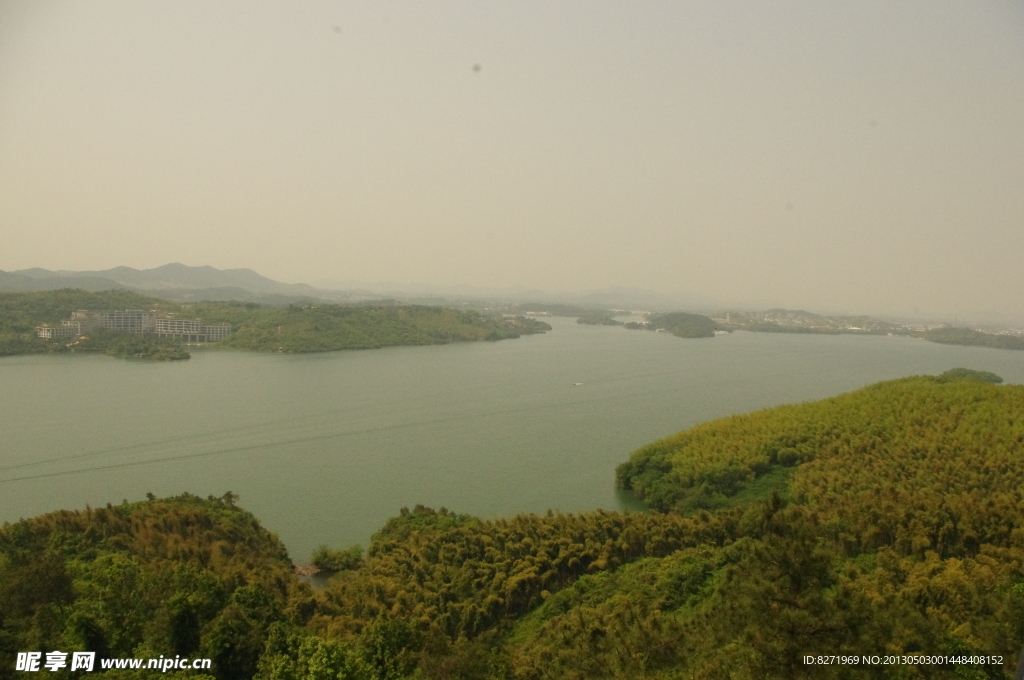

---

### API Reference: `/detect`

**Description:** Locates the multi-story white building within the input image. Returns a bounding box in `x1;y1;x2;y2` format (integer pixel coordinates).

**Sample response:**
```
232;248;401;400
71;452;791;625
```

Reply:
155;318;232;342
35;325;78;339
95;310;156;333
201;324;232;342
155;318;202;335
40;310;231;343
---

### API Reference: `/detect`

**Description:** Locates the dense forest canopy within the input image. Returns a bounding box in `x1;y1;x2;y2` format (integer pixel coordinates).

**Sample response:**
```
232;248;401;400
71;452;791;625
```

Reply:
940;367;1004;383
3;372;1022;678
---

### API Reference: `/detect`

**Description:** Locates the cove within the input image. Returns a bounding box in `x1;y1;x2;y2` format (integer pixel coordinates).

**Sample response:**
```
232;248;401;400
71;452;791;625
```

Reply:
2;317;1022;561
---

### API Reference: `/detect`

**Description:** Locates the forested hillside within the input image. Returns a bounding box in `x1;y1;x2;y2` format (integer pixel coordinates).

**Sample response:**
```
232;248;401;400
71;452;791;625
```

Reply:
3;372;1023;678
0;493;294;680
206;304;550;352
0;290;185;360
0;290;549;360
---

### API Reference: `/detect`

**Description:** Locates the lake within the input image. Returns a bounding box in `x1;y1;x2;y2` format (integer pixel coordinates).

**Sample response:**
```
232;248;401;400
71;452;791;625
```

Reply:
2;318;1023;562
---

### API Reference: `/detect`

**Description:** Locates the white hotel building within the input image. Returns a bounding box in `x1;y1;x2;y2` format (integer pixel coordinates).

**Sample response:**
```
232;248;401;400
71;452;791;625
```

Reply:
154;318;232;343
38;310;231;343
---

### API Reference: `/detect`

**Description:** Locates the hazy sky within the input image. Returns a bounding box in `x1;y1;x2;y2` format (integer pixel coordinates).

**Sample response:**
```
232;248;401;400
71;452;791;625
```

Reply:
1;1;1022;318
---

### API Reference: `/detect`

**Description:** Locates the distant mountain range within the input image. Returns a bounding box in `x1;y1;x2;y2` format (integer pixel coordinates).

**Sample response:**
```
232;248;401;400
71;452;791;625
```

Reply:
0;264;721;311
0;264;363;304
312;279;721;311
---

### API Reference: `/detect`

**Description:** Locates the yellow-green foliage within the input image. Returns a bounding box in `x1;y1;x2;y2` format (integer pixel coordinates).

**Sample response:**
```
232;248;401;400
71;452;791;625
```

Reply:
618;376;1024;540
0;493;302;680
308;506;733;643
311;545;363;572
505;503;1024;679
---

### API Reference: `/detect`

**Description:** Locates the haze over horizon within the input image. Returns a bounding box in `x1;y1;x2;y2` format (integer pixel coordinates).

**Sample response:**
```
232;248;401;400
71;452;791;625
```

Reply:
2;2;1022;320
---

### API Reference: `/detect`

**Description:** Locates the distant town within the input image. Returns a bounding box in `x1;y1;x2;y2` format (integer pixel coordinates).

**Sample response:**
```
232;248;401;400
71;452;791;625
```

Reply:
710;308;1024;338
36;310;232;343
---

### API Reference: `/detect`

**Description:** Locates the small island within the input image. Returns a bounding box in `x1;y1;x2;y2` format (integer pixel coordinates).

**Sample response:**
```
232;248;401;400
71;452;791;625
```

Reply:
623;311;722;338
575;312;623;326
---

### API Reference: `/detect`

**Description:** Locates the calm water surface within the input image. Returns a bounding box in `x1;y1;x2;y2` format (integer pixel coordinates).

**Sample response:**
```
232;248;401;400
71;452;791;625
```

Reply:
2;318;1023;561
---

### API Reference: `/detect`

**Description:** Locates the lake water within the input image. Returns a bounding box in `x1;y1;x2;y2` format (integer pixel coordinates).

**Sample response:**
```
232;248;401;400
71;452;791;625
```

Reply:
2;318;1023;562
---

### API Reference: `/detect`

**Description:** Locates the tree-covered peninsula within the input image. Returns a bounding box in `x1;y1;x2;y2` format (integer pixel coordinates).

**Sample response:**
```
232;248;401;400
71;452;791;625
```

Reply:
205;303;549;353
922;327;1024;351
3;371;1022;678
716;308;1024;350
624;311;721;338
575;312;622;326
0;290;550;361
